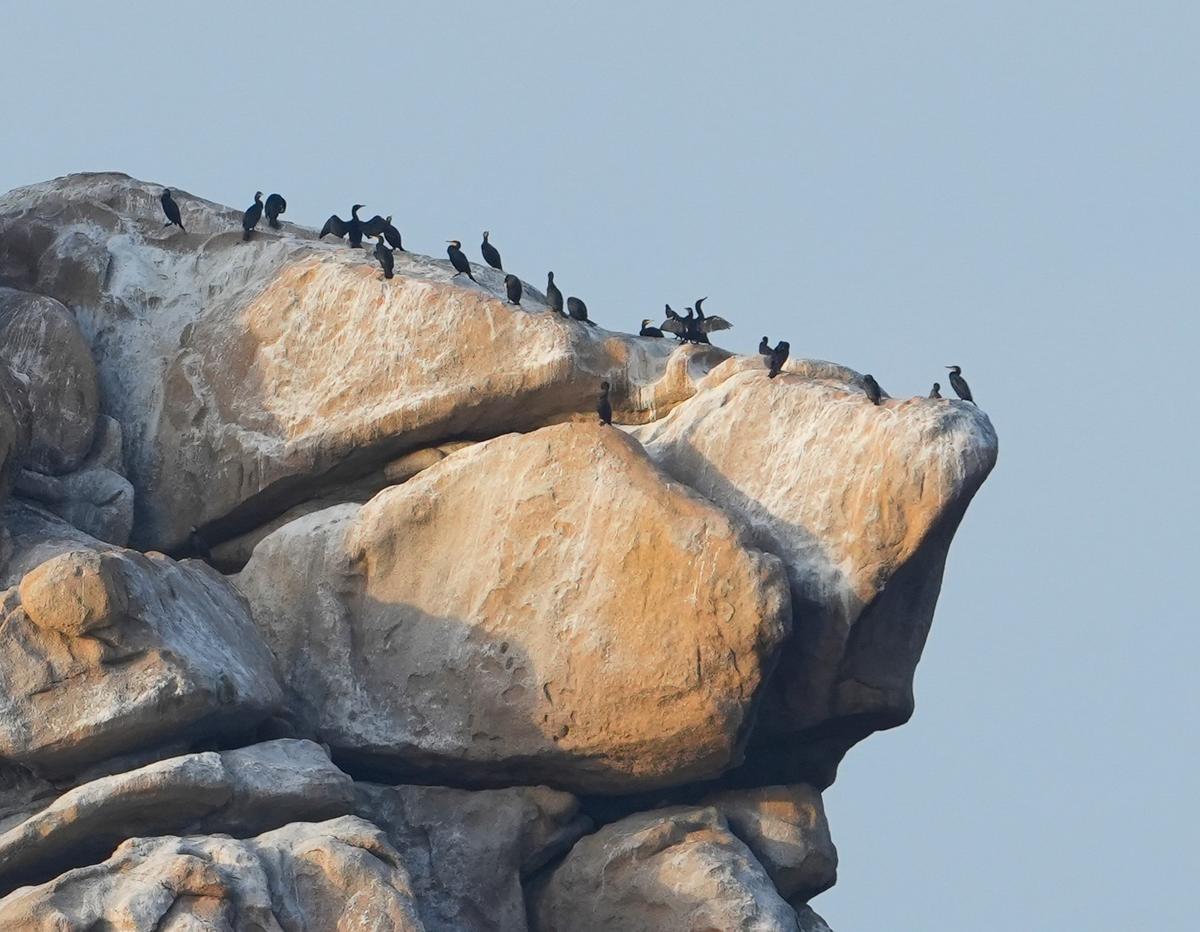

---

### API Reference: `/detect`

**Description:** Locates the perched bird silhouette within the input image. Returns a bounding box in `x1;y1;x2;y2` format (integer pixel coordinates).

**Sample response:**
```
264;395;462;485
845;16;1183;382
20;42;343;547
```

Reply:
242;191;264;241
374;236;394;279
640;319;665;337
160;189;185;232
381;216;404;251
545;272;564;315
768;340;790;378
264;193;287;229
759;336;772;358
320;205;367;247
504;274;522;305
946;365;975;403
567;296;593;325
189;526;212;562
446;241;476;281
481;231;503;271
929;382;942;399
661;305;687;341
597;381;613;425
863;374;883;405
662;299;732;344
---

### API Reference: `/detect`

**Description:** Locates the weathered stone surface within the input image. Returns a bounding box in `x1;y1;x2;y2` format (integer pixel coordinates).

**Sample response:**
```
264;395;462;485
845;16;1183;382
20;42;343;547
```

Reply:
14;464;134;545
236;423;790;794
0;739;354;895
0;548;281;776
633;361;998;783
0;499;116;587
0;172;731;553
0;365;30;506
794;903;835;932
0;816;425;931
530;805;799;932
357;783;587;932
702;783;837;900
0;287;98;475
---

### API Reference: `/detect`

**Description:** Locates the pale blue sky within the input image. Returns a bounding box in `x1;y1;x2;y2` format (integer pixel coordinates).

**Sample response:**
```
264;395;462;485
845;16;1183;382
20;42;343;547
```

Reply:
5;2;1197;928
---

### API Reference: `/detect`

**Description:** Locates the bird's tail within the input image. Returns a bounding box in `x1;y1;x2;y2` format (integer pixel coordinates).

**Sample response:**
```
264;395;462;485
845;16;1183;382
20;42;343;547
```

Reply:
243;229;251;242
384;269;394;279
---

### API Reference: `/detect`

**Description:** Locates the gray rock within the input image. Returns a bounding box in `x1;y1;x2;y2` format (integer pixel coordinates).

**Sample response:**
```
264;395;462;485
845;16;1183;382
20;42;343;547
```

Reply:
530;806;800;932
0;739;354;895
795;903;835;932
0;287;98;475
702;784;837;900
14;465;134;545
357;782;587;932
0;548;282;777
0;816;425;931
0;364;30;505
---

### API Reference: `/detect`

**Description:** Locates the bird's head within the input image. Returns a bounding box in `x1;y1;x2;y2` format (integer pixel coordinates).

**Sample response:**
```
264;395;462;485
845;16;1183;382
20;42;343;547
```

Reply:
547;271;555;281
162;188;172;197
483;231;490;240
352;204;365;215
255;191;263;200
932;382;941;391
642;319;652;326
946;365;961;374
447;240;461;248
385;215;392;224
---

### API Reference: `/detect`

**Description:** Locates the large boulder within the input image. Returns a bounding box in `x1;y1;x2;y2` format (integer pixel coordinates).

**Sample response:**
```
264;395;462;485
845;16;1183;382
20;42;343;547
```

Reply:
0;365;30;506
529;805;799;932
0;172;729;552
236;423;791;794
0;288;98;475
356;783;588;932
0;739;354;895
0;816;425;931
13;464;134;545
633;361;998;783
0;548;281;777
702;783;837;901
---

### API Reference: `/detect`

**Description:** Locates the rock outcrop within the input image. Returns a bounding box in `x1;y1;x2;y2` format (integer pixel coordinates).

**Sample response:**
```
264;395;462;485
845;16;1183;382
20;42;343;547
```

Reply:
0;817;425;931
0;739;354;895
0;172;999;929
634;359;998;784
235;423;791;794
529;806;801;932
1;548;281;777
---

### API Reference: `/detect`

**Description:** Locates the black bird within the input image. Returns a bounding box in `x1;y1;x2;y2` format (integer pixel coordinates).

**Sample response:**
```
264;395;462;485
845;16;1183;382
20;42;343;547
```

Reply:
663;300;733;344
545;272;564;315
759;336;772;358
691;298;733;344
374;236;394;279
189;526;212;562
446;241;476;281
863;374;883;405
242;191;264;241
946;365;975;403
160;189;185;232
567;296;593;325
640;319;665;337
660;305;686;342
768;340;790;378
504;274;522;305
597;381;613;425
381;216;404;251
264;193;287;229
481;231;503;271
320;205;368;247
929;382;942;399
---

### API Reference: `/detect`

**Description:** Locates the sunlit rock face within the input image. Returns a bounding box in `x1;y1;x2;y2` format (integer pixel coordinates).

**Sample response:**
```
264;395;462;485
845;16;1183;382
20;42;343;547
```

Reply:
0;172;998;929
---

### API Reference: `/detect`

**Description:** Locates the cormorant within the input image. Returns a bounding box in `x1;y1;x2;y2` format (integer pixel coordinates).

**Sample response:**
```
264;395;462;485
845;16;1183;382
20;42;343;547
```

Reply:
662;299;733;344
264;193;287;229
242;191;264;241
446;241;476;281
545;272;564;315
929;382;942;399
504;274;522;305
597;381;613;425
767;340;790;378
640;319;665;337
690;297;732;343
374;236;394;279
320;205;368;247
381;216;404;251
189;526;212;562
661;305;687;341
481;231;503;271
759;336;772;358
946;365;974;403
160;189;185;232
863;374;883;405
567;296;592;324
